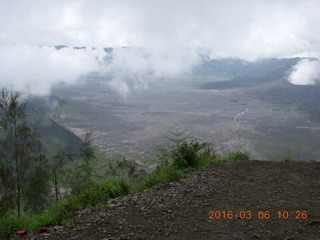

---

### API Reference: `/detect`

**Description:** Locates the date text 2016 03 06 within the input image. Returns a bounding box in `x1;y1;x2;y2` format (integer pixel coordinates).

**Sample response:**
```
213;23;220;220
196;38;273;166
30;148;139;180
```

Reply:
207;210;308;220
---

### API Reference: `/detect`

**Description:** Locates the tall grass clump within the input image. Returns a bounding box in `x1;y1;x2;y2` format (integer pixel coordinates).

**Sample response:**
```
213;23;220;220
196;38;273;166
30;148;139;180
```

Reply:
281;148;295;162
158;127;211;170
140;128;218;189
64;178;130;211
0;215;29;239
226;151;250;160
0;178;130;239
142;165;183;189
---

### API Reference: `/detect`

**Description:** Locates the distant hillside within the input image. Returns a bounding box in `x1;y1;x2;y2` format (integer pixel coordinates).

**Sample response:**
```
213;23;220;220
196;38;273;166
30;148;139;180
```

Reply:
37;117;83;158
199;58;300;89
192;57;257;78
198;57;320;122
0;95;83;160
253;79;320;122
29;96;83;158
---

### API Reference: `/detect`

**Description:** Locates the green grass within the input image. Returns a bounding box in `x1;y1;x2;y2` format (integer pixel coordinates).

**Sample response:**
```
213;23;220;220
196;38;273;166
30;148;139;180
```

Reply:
0;200;67;239
0;144;251;239
0;215;29;239
0;178;130;239
141;165;184;189
182;74;232;86
226;151;250;161
280;149;295;162
197;153;224;167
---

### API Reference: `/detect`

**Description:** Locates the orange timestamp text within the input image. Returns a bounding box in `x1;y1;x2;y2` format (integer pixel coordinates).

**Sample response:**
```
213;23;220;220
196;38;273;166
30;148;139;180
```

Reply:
208;210;308;220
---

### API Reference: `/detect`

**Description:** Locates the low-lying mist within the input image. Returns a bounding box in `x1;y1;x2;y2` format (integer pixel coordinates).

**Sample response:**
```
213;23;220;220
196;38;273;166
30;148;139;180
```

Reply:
0;45;319;98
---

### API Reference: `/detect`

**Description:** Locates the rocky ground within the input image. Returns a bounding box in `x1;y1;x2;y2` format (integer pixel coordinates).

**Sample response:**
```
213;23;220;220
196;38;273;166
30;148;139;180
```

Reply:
15;160;320;240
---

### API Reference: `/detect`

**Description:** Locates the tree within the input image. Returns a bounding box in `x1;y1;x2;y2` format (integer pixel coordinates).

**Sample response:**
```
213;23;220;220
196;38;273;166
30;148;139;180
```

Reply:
22;155;51;214
158;127;206;169
51;144;69;202
157;126;191;166
0;163;15;215
0;89;43;217
68;131;96;194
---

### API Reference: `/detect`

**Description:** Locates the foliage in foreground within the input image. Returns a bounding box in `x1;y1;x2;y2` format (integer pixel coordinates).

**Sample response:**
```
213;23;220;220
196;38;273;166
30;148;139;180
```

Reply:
141;165;184;189
0;178;130;239
0;123;251;239
226;151;250;161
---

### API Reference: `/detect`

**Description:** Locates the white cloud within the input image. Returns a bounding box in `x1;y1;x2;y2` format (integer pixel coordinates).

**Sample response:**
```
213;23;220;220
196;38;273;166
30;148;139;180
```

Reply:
0;0;319;95
288;59;320;85
1;0;319;57
103;47;202;97
0;45;103;95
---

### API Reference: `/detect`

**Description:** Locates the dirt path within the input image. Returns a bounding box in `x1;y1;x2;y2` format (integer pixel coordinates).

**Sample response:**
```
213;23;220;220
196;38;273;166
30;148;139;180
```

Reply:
18;160;320;240
233;109;249;133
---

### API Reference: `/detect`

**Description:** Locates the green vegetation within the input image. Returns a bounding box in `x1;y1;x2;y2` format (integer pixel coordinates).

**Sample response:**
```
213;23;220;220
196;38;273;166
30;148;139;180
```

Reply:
0;89;46;218
280;148;294;162
0;178;130;239
65;178;130;210
142;165;183;189
139;128;249;190
0;89;253;239
226;151;250;161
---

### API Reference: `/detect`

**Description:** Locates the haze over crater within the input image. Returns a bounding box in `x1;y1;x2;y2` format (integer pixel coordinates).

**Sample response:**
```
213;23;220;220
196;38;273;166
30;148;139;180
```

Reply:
0;0;319;95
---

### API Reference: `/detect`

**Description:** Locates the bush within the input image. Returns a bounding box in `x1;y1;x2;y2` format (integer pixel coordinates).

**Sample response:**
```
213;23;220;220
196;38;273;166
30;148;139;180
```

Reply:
197;153;218;167
142;165;183;189
281;148;294;162
0;199;73;239
226;151;250;161
0;215;28;239
281;156;294;162
0;178;131;239
100;179;130;198
158;128;208;170
171;139;207;169
66;179;130;210
34;200;69;227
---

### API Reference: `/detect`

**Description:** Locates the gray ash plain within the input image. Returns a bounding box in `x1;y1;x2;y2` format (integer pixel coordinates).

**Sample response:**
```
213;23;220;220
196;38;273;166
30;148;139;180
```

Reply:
53;78;320;164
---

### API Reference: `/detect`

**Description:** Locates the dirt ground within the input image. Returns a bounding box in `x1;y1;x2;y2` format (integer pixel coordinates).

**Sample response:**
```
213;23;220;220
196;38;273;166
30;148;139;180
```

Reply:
16;160;320;240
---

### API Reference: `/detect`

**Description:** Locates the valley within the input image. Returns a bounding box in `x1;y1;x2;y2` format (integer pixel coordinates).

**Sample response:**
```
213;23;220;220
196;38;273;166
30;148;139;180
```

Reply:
52;69;320;163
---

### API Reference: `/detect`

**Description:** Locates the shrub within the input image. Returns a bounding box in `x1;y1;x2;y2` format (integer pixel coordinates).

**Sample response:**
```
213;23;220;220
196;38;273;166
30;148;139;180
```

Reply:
226;151;250;160
99;179;130;199
0;215;28;239
281;148;294;162
142;165;183;189
0;199;74;239
158;128;208;170
66;179;130;210
197;153;217;167
171;139;207;169
281;156;294;162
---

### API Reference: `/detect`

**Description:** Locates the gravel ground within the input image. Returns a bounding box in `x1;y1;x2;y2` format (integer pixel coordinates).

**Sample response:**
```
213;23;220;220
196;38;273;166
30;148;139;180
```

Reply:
15;160;320;240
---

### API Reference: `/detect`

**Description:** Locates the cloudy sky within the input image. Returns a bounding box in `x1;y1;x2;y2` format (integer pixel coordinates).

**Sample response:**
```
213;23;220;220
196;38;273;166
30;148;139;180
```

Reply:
0;0;319;95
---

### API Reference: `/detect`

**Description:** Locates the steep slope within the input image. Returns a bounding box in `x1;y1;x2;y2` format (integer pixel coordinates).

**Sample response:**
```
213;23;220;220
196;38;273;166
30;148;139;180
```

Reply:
24;160;320;240
198;57;320;123
253;79;320;122
200;58;300;90
0;95;83;160
192;58;257;78
29;96;83;157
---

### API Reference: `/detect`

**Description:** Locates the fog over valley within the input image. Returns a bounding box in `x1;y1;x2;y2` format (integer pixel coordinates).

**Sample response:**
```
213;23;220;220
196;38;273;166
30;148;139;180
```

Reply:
51;56;320;162
1;0;320;163
2;2;320;239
